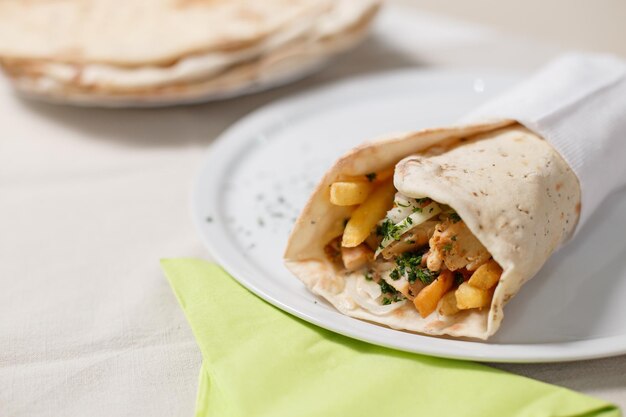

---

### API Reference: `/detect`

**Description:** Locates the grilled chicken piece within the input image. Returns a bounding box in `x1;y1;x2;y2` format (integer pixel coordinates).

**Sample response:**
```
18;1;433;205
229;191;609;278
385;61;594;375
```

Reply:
341;244;374;271
364;232;382;252
407;280;426;300
427;219;490;272
324;237;342;265
380;220;437;260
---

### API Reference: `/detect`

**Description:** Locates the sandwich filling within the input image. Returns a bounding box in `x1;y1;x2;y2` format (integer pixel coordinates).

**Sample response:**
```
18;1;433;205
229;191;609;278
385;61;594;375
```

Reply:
326;170;503;319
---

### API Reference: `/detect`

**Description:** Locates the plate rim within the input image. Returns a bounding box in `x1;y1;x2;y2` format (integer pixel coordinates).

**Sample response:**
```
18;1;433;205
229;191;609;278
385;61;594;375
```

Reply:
6;58;329;109
191;68;626;363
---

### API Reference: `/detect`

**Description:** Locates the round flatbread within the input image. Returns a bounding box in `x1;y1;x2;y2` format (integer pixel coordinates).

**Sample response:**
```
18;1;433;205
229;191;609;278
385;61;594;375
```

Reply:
0;0;326;66
3;7;376;106
0;0;379;105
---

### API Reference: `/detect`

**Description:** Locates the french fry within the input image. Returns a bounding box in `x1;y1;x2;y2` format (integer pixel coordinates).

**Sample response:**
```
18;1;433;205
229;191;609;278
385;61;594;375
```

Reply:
414;270;453;318
455;282;492;310
330;181;373;206
342;181;396;247
438;291;460;316
468;260;503;289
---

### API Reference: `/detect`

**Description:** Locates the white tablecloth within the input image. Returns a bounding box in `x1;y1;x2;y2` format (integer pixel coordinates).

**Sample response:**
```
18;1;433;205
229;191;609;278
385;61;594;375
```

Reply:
1;5;624;416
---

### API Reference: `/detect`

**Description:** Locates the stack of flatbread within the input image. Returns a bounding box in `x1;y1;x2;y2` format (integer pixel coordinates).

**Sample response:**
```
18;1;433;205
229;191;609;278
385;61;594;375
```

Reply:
0;0;380;106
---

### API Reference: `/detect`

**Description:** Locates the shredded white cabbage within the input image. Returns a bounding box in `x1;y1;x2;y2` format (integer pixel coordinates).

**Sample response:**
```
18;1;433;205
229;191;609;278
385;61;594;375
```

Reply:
357;277;382;299
375;196;442;257
346;276;406;315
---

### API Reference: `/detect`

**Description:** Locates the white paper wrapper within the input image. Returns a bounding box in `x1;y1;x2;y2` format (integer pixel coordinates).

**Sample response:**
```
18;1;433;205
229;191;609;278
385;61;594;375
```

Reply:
465;53;626;234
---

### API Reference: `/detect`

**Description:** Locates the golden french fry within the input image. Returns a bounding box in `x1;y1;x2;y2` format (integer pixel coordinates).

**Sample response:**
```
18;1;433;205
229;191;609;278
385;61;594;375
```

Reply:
342;181;396;247
414;270;453;318
438;291;459;316
455;282;492;310
330;181;373;206
468;260;503;290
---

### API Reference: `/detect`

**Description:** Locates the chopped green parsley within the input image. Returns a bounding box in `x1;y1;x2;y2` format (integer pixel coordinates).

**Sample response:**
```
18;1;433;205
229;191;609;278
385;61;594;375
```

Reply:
379;279;397;295
449;212;462;223
389;269;400;280
415;268;437;285
389;252;437;285
382;295;404;305
377;218;402;241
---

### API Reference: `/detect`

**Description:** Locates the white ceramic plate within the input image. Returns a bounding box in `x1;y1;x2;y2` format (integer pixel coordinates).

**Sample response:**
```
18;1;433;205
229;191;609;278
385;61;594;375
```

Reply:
192;69;626;363
12;59;329;108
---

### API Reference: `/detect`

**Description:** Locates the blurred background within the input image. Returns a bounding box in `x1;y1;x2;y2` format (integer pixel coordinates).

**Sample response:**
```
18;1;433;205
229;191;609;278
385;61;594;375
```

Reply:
398;0;626;56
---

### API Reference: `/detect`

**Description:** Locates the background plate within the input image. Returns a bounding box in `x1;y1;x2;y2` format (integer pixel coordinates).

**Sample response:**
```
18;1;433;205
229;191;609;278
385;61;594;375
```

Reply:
13;59;328;108
192;69;626;362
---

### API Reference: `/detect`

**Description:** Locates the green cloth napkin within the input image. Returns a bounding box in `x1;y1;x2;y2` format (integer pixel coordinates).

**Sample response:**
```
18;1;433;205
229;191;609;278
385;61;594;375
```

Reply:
161;259;620;417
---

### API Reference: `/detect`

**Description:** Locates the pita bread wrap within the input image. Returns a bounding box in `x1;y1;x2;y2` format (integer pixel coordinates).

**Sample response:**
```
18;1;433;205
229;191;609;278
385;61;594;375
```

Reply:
284;121;580;339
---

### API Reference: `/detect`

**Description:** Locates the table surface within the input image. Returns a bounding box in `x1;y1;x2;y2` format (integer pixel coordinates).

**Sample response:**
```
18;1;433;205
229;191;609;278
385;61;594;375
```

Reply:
2;3;625;416
400;0;626;57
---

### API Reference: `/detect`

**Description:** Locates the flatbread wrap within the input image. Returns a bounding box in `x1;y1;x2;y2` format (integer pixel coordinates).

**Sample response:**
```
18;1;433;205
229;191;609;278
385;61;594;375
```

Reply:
284;121;580;339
